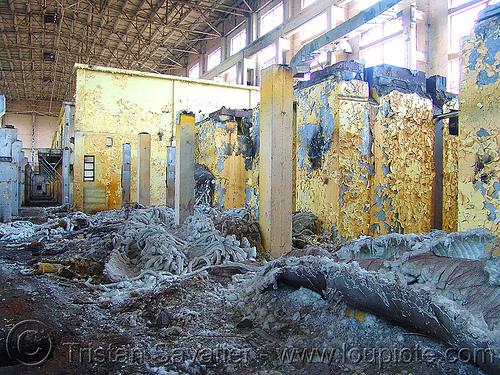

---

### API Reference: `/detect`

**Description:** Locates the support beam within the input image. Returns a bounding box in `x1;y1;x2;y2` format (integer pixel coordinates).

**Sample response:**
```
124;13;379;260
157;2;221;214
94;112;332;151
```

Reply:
0;128;16;222
175;113;195;225
290;0;411;76
20;156;26;207
137;133;151;206
166;146;175;208
62;103;72;206
122;143;131;207
10;140;22;216
259;65;293;257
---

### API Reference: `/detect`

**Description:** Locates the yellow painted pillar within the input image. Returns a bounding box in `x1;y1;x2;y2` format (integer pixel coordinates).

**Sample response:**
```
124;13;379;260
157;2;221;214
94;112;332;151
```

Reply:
259;65;293;257
137;132;151;206
175;113;195;225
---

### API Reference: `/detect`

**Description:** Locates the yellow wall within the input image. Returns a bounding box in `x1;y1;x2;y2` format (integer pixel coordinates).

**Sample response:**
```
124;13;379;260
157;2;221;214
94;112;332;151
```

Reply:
442;100;459;233
295;75;438;240
196;116;257;210
74;64;260;213
295;79;371;240
458;15;500;234
369;91;435;236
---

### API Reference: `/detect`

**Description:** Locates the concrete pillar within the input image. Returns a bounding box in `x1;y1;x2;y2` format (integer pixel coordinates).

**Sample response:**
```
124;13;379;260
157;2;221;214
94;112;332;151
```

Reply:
175;113;195;225
121;143;131;207
236;60;245;85
0;128;17;222
17;150;24;212
20;157;27;207
403;6;417;70
166;146;175;208
258;65;293;257
62;103;72;206
137;133;151;206
11;141;22;216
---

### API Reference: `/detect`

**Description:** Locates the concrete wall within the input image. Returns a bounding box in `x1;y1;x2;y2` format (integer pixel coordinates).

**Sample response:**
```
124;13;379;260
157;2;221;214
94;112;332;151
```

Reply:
368;90;435;236
294;63;438;240
3;103;58;164
74;64;260;214
458;10;500;234
196;109;259;211
193;62;456;241
295;73;371;239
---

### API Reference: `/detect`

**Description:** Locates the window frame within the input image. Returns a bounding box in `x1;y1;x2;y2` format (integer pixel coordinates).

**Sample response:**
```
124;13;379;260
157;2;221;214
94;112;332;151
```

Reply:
207;48;222;71
188;63;200;79
83;155;95;182
260;2;284;36
230;29;247;55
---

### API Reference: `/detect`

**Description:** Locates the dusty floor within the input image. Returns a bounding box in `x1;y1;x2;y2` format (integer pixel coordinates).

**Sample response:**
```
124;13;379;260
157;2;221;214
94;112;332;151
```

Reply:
0;206;491;375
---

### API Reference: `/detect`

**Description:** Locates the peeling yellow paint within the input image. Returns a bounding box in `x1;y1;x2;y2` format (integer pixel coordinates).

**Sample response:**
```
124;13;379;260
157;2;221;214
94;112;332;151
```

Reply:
74;65;260;214
442;100;459;232
458;16;500;235
295;76;436;240
196;117;255;210
370;91;435;236
295;78;370;240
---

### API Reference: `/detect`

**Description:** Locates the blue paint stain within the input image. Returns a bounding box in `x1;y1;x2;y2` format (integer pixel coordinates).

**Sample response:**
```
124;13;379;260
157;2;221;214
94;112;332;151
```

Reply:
216;184;225;209
244;185;251;205
382;162;392;177
374;210;386;222
375;184;389;193
491;182;500;199
373;191;388;208
382;147;389;160
371;223;380;235
476;181;487;196
483;37;500;65
477;128;490;137
379;101;394;118
217;156;225;174
360;108;372;156
477;70;499;87
484;201;498;222
469;49;479;71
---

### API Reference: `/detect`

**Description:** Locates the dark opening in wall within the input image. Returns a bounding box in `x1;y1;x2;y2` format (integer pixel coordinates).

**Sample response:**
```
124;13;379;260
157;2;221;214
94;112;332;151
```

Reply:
449;116;459;136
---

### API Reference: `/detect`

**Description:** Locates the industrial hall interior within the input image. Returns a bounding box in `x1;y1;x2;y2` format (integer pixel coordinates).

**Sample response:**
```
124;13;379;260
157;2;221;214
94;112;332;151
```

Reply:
1;0;500;374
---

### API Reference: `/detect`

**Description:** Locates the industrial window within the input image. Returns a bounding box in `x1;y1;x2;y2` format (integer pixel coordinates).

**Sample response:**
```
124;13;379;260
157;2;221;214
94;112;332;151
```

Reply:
447;0;500;93
261;3;284;36
359;17;404;68
259;43;277;70
358;0;380;11
189;63;200;79
231;29;247;55
301;12;328;41
84;155;95;182
207;48;221;71
302;0;318;9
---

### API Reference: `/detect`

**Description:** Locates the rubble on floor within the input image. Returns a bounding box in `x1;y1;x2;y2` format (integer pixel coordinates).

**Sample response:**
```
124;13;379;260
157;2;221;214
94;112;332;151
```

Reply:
0;205;498;374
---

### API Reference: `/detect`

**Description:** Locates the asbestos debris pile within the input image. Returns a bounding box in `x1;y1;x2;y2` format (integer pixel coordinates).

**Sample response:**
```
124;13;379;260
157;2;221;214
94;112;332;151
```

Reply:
104;205;257;283
0;205;258;282
1;208;499;374
256;229;500;375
